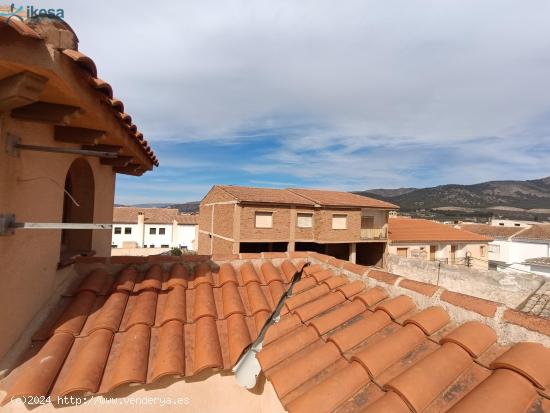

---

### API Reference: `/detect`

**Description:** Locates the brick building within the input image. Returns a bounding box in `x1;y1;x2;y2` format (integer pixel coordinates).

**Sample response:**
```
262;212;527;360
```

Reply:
198;185;398;265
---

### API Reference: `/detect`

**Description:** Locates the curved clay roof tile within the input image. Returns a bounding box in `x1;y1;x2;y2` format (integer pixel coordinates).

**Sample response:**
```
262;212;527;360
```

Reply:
0;16;42;38
91;78;113;99
61;49;97;78
110;98;124;112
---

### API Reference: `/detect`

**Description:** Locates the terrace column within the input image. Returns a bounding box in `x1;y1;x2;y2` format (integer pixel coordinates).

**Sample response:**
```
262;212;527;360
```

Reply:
349;243;357;264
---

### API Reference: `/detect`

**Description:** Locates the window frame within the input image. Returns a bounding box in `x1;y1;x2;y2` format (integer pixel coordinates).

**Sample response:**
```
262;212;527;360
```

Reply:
124;227;132;234
149;227;157;235
296;212;313;228
114;227;121;234
159;227;166;235
255;211;274;229
331;214;348;230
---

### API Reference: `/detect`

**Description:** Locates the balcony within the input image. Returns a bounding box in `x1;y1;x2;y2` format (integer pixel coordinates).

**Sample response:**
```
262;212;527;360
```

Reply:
360;227;387;240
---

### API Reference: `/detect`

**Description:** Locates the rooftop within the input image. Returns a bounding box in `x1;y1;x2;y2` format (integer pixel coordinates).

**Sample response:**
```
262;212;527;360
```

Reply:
113;207;198;225
464;223;550;241
214;185;398;209
1;252;549;412
0;16;158;171
389;218;493;243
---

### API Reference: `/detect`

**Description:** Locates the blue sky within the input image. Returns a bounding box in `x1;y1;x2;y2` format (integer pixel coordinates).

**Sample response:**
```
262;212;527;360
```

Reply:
31;1;550;204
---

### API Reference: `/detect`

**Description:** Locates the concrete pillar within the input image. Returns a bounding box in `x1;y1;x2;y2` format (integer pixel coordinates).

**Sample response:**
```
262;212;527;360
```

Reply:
171;220;178;248
137;212;145;247
349;243;357;264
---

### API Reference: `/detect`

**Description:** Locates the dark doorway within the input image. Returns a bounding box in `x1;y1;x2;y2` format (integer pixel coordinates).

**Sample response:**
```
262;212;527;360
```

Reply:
60;158;95;262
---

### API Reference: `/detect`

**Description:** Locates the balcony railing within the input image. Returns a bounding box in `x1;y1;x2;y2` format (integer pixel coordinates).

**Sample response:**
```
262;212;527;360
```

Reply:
360;227;387;240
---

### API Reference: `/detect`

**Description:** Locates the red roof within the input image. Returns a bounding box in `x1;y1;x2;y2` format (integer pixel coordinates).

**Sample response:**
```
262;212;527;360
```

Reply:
215;185;398;209
2;252;549;411
389;218;493;243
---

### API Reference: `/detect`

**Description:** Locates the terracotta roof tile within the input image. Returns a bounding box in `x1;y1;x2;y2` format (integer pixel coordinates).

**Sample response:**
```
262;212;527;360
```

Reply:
511;223;550;241
389;217;493;243
288;188;398;209
5;253;550;411
440;321;497;358
461;223;525;239
113;207;196;224
2;258;304;402
254;254;550;413
214;185;398;208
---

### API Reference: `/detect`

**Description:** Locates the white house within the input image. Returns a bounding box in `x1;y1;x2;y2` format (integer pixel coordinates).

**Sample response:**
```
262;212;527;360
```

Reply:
462;223;550;277
111;207;198;254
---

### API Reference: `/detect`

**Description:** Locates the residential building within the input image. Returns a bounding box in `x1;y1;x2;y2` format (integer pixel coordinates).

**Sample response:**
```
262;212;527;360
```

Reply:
111;207;198;252
0;17;157;360
490;218;541;228
388;217;493;269
464;223;550;276
198;185;398;265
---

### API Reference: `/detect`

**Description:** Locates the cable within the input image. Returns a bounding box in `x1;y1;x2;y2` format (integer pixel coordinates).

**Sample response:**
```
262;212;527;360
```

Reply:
17;176;80;207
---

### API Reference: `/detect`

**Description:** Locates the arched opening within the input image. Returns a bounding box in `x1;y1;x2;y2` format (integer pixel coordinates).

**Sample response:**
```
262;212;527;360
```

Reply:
60;158;95;262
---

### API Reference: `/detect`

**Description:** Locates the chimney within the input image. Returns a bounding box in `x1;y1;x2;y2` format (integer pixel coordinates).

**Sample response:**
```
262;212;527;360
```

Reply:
137;212;145;247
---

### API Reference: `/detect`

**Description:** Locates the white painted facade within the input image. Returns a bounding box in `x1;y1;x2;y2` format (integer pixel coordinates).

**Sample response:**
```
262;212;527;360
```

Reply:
489;238;550;276
111;217;198;251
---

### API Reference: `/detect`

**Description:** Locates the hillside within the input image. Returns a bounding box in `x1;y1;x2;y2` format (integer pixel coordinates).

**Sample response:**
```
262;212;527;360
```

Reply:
356;176;550;212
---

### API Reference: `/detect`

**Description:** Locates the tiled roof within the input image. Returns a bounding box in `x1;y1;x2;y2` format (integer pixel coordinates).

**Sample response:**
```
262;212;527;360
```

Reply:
0;16;158;168
257;256;550;413
216;185;398;209
525;257;550;266
460;224;525;239
113;207;198;225
176;214;200;225
2;252;550;411
218;185;316;206
1;258;303;400
512;224;550;241
288;188;399;209
389;218;493;243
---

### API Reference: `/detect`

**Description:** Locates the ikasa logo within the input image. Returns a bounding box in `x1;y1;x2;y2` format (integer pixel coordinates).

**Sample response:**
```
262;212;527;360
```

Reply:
0;3;64;23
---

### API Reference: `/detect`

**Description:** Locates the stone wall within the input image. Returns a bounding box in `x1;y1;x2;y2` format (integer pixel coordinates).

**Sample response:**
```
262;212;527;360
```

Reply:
386;253;543;309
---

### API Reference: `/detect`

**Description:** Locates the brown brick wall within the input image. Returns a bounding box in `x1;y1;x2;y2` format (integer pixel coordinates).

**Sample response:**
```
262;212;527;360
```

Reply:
199;204;213;229
213;203;234;238
198;232;211;255
200;186;236;204
315;208;362;242
212;236;234;255
240;204;291;241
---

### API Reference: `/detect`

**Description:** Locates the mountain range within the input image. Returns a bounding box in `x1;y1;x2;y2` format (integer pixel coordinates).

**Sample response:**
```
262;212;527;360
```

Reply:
355;176;550;213
120;176;550;217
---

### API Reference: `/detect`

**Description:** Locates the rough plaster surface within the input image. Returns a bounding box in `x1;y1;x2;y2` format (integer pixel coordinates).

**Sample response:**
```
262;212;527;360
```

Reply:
386;254;543;308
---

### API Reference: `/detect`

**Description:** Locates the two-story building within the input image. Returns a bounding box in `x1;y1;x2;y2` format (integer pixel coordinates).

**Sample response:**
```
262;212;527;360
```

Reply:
198;185;398;265
111;207;198;252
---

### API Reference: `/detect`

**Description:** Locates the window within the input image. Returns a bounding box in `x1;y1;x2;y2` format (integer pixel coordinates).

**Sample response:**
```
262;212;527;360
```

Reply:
124;227;131;234
396;247;408;257
480;245;486;257
498;223;504;226
255;211;273;228
114;227;121;234
159;228;166;235
161;244;169;248
111;244;117;248
514;223;521;227
332;214;347;230
150;244;155;248
488;244;500;254
150;227;156;235
297;213;313;228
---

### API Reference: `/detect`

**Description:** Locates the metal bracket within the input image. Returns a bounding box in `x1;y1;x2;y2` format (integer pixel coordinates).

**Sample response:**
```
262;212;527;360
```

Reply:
0;214;112;236
5;134;117;158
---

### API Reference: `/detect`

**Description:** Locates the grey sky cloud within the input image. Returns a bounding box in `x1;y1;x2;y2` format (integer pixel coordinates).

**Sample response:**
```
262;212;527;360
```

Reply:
35;0;550;195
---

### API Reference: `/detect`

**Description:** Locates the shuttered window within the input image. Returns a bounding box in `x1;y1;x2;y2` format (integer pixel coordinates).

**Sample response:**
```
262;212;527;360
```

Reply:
297;213;313;228
332;214;347;230
255;211;273;228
